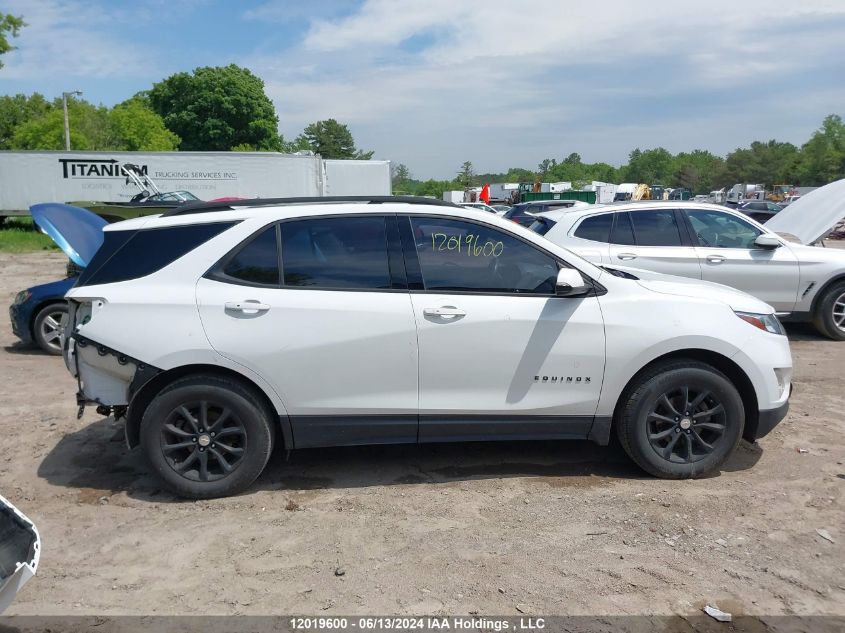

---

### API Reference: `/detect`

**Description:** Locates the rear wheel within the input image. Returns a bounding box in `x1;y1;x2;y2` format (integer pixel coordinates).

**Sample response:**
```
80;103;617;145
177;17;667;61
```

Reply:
616;360;744;479
812;281;845;341
140;375;274;499
33;302;67;355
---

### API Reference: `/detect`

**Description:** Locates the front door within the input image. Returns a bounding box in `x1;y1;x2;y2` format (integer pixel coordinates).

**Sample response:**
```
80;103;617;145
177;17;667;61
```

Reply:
607;209;703;279
196;216;419;448
684;208;800;312
402;215;606;442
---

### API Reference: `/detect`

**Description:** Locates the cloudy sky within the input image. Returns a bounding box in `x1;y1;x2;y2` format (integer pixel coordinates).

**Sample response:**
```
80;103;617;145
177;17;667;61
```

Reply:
1;0;844;179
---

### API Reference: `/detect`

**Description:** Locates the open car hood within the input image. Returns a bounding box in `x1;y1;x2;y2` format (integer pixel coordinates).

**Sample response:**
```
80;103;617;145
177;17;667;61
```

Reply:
765;178;845;244
30;203;107;268
0;494;40;614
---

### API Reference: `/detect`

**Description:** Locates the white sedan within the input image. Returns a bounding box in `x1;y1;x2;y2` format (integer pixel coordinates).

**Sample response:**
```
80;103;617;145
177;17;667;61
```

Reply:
537;180;845;340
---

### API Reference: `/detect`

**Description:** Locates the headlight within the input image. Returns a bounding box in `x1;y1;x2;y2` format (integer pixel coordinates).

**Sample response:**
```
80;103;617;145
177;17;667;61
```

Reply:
734;311;786;335
13;290;31;305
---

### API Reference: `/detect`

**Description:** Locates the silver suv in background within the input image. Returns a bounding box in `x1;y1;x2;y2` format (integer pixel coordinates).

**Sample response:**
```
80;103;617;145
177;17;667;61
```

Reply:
538;181;845;340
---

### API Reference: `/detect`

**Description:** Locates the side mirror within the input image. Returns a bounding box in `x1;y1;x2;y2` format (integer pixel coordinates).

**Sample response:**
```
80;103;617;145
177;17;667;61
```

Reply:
555;268;590;297
754;234;781;250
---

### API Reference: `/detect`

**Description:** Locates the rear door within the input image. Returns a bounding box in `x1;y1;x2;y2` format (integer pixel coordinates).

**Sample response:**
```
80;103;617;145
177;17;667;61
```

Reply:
196;215;419;448
683;208;800;311
607;209;702;278
401;215;606;442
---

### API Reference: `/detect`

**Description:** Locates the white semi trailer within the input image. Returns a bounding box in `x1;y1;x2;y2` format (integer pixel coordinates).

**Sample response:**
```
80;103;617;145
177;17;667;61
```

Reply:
0;151;392;218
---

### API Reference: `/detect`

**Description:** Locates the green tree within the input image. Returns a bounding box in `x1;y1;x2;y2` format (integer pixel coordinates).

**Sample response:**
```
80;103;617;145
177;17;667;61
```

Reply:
0;93;50;148
796;114;845;185
414;179;456;199
148;64;282;151
296;118;372;159
537;158;557;177
10;99;114;150
392;163;412;193
0;13;24;68
109;98;180;151
621;147;674;184
457;161;474;188
671;150;724;193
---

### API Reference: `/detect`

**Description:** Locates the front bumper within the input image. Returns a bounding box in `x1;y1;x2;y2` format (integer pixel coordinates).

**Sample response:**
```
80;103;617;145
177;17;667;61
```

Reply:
8;304;33;345
751;399;790;441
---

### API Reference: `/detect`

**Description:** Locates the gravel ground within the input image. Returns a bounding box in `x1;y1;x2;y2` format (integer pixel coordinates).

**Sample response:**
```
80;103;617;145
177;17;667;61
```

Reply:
0;250;842;617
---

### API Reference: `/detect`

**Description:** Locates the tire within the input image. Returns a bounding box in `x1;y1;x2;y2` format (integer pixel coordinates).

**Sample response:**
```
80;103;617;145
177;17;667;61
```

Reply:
32;302;67;355
140;375;275;499
616;360;744;479
812;281;845;341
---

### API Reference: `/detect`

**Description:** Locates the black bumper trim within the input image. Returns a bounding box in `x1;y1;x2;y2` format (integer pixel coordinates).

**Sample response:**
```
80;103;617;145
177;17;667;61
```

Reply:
753;400;789;440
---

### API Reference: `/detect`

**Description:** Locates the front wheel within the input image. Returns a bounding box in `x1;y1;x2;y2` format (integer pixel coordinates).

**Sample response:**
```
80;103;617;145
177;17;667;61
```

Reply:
616;360;744;479
140;375;274;499
33;302;67;355
813;282;845;341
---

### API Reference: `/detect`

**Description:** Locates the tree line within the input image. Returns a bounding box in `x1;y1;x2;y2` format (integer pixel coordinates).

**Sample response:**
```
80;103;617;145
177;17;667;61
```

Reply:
393;114;845;199
0;65;372;159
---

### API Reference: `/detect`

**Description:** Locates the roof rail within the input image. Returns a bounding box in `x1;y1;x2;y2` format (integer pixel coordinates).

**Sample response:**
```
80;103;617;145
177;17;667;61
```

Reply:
162;195;460;217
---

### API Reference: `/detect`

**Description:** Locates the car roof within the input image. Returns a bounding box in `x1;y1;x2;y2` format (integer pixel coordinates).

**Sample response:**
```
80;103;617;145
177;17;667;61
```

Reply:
104;198;518;233
543;200;749;223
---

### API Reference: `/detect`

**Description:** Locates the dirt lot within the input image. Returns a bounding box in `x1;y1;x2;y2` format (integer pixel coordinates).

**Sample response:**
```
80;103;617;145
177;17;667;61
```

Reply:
0;251;843;617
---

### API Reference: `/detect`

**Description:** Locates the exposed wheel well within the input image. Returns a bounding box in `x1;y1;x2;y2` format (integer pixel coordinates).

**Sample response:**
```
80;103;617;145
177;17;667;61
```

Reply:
125;364;289;450
613;349;760;442
811;274;845;315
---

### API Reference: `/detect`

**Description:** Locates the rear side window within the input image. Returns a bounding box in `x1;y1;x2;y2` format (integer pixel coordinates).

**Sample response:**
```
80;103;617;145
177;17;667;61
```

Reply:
77;222;235;287
610;212;636;245
221;226;280;286
528;218;556;236
574;213;613;242
280;217;391;289
629;210;682;246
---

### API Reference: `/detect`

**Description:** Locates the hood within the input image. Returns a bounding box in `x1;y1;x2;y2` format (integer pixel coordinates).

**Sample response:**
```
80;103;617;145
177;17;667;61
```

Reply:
764;178;845;244
604;265;774;314
30;203;107;268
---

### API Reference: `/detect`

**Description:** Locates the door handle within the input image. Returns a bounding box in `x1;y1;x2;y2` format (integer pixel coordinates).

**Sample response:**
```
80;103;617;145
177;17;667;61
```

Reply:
706;255;726;264
224;300;270;312
617;253;637;260
423;306;466;318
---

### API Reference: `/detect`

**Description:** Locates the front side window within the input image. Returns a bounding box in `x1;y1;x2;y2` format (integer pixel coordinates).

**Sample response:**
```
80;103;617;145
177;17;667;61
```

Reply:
687;209;762;249
222;225;280;286
573;213;613;242
280;216;391;289
410;217;558;294
629;210;683;246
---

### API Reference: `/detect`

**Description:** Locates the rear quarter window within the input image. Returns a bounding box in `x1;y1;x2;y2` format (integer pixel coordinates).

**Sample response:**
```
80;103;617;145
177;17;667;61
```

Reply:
77;222;236;287
573;214;613;242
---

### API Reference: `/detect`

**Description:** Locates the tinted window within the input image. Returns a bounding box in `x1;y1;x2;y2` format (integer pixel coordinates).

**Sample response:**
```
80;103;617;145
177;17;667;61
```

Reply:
78;222;235;287
610;212;636;245
687;209;761;249
504;205;540;226
629;210;682;246
410;217;558;294
281;217;390;289
574;213;613;242
222;226;279;285
528;217;556;236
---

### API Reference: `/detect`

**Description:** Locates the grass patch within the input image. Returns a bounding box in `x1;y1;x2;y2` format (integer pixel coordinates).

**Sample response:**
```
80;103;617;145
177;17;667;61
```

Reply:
0;217;59;253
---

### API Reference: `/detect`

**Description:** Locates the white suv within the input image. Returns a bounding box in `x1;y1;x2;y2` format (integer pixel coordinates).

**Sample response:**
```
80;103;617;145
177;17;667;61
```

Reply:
55;197;792;498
